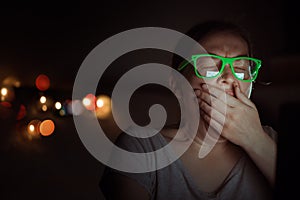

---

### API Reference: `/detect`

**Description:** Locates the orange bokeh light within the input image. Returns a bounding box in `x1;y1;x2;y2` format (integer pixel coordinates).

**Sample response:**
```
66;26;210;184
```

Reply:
39;119;55;136
35;74;50;91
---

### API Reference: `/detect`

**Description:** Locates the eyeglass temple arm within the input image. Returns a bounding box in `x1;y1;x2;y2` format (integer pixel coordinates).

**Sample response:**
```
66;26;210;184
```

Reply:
255;80;272;85
177;59;193;71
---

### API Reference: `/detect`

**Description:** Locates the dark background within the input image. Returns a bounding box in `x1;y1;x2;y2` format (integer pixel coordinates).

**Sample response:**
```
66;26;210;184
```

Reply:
1;0;299;199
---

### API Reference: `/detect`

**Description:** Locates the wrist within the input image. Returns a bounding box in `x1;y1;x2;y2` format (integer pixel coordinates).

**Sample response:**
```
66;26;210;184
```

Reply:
241;128;266;153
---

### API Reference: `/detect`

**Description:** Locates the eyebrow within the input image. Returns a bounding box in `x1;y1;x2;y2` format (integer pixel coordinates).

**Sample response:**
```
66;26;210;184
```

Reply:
207;52;249;57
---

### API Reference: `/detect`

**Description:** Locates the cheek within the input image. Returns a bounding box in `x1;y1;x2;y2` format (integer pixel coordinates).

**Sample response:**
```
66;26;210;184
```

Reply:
239;82;251;95
188;74;218;87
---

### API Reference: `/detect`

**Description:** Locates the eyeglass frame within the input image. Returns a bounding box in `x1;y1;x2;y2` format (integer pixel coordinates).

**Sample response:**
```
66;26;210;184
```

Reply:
177;54;262;82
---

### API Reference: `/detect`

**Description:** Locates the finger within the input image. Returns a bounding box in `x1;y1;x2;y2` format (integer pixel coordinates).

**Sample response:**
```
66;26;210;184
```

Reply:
200;91;230;115
200;109;224;134
233;83;255;108
201;84;242;107
200;100;226;126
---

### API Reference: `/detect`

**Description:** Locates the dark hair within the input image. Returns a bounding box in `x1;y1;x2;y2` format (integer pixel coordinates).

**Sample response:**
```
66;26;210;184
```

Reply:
171;20;252;70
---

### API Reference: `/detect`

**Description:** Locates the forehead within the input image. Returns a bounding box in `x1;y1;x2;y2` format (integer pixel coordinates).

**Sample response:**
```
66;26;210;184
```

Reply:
199;31;249;56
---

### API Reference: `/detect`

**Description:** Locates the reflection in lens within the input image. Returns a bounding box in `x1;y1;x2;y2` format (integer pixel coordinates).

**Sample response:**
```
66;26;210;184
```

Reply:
195;56;220;78
233;58;257;80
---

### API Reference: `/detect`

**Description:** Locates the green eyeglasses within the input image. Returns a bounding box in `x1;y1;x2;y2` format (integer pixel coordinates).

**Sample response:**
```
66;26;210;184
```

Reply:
178;54;262;82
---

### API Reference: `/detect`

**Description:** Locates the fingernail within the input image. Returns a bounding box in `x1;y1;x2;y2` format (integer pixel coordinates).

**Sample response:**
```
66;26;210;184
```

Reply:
201;84;207;89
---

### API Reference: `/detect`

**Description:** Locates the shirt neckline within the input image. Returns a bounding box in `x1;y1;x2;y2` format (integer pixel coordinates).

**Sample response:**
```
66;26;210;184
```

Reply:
174;147;245;198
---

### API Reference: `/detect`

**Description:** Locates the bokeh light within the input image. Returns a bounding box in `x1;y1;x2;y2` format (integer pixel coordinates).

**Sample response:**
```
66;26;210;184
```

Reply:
96;99;104;108
35;74;50;91
39;119;55;136
55;101;62;110
27;119;41;138
95;95;111;119
0;86;15;102
40;96;47;104
29;125;34;132
2;76;21;88
1;87;8;96
59;109;66;116
42;105;48;112
67;100;84;116
82;94;96;111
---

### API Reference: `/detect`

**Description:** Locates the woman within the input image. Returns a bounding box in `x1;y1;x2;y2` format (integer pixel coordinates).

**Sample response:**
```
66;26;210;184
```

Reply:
100;20;277;200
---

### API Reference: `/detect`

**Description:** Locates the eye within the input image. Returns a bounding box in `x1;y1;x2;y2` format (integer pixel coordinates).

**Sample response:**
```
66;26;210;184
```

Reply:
234;67;248;71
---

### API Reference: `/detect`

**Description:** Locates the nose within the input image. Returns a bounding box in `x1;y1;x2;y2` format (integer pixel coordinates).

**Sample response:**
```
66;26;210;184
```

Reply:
218;64;235;84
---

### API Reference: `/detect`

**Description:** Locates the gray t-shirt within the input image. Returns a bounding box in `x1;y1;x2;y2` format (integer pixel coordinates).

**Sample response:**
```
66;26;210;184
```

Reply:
100;126;277;200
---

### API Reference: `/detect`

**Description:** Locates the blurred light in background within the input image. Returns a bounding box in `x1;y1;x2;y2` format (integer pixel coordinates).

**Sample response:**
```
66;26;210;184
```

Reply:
59;109;66;116
39;119;55;136
40;96;47;104
82;93;96;111
41;105;48;112
2;76;21;88
35;74;50;91
95;95;111;119
0;86;15;102
96;98;104;108
67;100;84;116
27;119;41;138
55;101;62;110
1;87;8;96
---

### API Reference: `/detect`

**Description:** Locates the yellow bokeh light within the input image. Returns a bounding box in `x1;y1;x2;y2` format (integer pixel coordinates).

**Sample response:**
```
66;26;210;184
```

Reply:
29;124;35;132
27;119;41;138
1;87;8;96
55;101;62;110
40;96;47;104
95;95;111;119
96;99;104;108
3;76;21;88
0;86;15;102
42;105;47;111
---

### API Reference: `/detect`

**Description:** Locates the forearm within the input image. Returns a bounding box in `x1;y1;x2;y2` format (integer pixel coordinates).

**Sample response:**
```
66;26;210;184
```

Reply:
243;130;277;187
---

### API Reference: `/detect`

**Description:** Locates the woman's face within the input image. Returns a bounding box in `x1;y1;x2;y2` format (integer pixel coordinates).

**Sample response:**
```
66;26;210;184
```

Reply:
187;31;252;98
